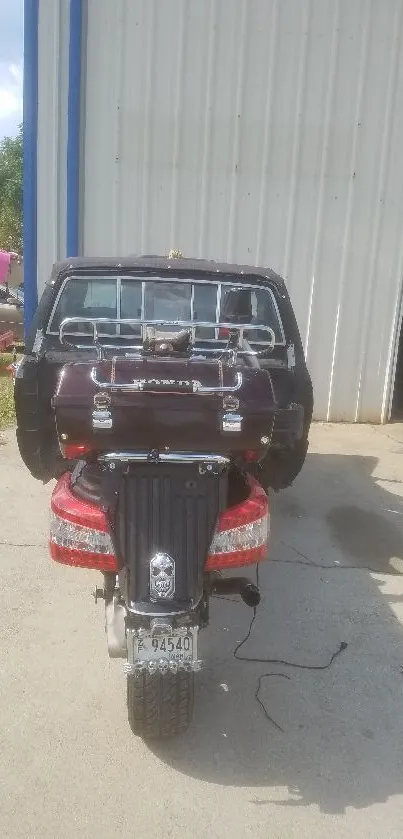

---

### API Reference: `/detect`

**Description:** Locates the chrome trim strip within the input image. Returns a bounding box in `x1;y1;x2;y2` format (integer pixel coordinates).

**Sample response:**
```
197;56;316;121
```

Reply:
47;274;69;332
126;606;189;617
123;660;203;674
190;282;196;344
116;276;121;337
215;282;222;341
141;278;146;321
99;451;230;465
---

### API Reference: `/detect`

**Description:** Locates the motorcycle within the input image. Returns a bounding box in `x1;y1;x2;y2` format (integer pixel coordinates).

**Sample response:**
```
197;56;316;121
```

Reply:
14;256;312;737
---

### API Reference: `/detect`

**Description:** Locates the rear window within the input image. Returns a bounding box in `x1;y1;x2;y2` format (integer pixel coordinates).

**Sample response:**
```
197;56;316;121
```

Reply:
49;278;117;334
48;276;284;344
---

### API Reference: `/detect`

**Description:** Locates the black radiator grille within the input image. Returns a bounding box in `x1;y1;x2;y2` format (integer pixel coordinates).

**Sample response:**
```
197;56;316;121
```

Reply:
117;463;227;607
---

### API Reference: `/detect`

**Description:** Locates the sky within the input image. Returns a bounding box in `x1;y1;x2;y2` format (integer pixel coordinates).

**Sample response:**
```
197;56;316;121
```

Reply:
0;0;23;140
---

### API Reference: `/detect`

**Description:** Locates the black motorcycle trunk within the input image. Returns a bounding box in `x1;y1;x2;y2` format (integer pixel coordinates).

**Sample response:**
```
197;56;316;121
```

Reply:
53;356;277;455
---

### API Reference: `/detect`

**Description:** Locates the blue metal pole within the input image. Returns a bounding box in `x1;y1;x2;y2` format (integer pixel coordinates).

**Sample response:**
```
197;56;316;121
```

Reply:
66;0;83;257
23;0;39;335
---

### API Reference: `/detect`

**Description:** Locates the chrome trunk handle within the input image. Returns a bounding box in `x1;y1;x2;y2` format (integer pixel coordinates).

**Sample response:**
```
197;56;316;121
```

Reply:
193;374;243;394
89;367;243;394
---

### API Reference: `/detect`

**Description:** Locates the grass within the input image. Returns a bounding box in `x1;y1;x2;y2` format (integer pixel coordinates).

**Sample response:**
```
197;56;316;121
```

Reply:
0;353;16;376
0;352;20;428
0;375;15;428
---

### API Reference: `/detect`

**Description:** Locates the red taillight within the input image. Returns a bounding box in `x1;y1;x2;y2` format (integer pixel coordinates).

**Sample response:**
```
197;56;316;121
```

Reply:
215;476;268;531
206;476;269;571
50;474;269;575
50;473;120;572
60;442;93;460
51;473;109;531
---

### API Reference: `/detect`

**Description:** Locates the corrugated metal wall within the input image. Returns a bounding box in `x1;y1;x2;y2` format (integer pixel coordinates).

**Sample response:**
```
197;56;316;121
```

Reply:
36;0;69;293
38;0;403;422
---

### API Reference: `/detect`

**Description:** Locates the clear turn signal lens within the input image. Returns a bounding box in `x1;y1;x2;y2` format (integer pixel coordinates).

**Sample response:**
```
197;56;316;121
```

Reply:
206;476;269;570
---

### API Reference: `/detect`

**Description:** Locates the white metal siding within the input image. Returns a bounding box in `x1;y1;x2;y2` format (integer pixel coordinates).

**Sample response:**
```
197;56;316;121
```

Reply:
36;0;403;422
36;0;69;295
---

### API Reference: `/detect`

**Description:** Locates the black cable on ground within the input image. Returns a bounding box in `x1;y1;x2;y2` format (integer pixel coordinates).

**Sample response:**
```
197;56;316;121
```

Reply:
233;565;348;730
234;609;347;668
255;673;291;732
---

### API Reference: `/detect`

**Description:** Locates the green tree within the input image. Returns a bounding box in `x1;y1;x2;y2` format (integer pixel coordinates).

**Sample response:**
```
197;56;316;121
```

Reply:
0;125;22;253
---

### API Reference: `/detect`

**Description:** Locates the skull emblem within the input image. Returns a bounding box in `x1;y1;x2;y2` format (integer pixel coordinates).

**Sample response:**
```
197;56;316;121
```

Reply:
149;553;176;600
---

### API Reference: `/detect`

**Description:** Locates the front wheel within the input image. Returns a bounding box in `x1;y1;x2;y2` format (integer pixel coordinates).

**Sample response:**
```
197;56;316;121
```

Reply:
127;670;194;739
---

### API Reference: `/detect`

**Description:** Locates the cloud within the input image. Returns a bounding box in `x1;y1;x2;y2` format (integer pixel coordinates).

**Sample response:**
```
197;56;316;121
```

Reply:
9;63;23;87
0;62;23;138
0;0;23;138
0;0;23;65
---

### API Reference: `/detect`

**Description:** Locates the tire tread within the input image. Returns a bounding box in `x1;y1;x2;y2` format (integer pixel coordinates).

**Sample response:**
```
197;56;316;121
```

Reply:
127;671;194;739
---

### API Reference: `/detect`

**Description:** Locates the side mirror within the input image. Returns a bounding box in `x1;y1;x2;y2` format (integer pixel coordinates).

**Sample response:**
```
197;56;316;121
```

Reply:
6;297;16;306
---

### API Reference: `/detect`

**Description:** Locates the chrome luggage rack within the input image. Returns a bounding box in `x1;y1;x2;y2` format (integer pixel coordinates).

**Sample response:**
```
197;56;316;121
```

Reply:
59;316;276;361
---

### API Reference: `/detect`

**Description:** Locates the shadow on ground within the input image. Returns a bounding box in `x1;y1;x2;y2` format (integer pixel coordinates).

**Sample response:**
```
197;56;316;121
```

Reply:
149;452;403;814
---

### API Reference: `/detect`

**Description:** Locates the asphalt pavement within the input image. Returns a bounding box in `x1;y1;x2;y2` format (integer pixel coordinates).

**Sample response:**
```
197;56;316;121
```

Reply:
1;423;403;838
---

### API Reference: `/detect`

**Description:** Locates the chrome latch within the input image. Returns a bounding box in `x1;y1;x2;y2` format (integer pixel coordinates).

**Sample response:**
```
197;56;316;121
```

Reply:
223;394;239;412
92;392;113;430
221;412;243;433
92;409;113;430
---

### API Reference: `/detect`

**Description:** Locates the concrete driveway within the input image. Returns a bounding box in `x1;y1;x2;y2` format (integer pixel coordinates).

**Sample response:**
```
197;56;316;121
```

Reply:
1;424;403;838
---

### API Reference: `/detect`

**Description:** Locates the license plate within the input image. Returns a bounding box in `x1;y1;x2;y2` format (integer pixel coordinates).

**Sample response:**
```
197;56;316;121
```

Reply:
134;633;194;664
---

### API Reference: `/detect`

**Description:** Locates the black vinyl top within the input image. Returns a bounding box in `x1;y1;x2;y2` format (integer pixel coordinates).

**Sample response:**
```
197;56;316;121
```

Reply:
48;255;286;289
